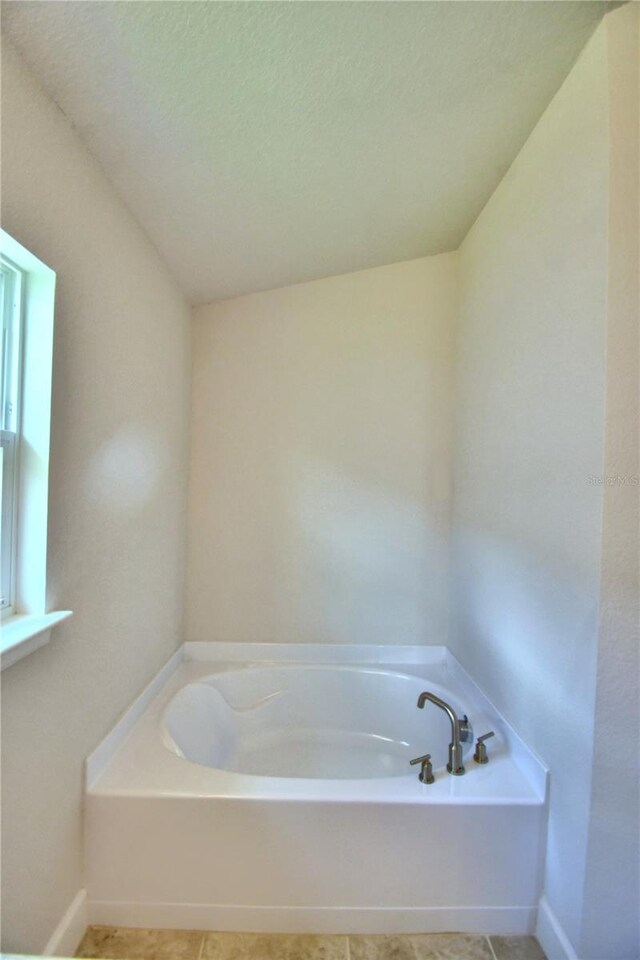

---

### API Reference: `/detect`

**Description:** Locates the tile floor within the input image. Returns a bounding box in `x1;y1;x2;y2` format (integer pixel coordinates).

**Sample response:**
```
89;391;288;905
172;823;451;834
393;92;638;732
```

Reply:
76;927;548;960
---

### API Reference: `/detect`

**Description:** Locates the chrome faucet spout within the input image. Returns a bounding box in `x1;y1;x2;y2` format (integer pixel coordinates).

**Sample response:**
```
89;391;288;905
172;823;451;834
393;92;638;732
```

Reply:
417;691;467;775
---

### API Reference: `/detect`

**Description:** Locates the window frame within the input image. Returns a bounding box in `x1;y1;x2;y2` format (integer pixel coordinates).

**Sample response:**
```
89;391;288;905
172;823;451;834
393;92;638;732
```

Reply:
0;229;71;669
1;254;25;617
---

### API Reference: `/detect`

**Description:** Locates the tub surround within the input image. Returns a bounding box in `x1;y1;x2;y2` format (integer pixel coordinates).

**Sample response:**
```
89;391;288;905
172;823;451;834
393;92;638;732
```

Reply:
84;644;546;936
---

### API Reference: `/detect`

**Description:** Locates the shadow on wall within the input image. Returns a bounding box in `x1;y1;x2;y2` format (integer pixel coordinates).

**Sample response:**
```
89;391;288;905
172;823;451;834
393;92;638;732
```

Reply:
450;519;602;942
451;521;599;734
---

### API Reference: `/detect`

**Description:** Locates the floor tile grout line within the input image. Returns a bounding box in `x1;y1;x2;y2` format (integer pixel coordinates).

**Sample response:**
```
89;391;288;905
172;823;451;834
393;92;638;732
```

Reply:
345;933;351;960
486;934;498;960
196;932;205;960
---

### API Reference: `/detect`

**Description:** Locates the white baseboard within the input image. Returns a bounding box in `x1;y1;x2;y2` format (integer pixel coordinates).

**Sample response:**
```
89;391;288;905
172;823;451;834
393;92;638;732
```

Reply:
43;889;87;956
89;900;535;936
536;896;578;960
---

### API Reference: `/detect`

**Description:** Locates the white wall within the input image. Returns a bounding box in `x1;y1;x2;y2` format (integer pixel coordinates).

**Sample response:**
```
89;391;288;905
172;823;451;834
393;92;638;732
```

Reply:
451;19;607;956
581;7;639;959
450;9;638;958
188;254;456;645
0;41;191;953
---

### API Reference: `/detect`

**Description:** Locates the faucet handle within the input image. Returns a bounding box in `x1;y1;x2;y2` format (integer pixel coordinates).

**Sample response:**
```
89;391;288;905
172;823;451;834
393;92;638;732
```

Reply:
409;753;431;765
473;731;495;764
458;714;472;742
409;753;435;784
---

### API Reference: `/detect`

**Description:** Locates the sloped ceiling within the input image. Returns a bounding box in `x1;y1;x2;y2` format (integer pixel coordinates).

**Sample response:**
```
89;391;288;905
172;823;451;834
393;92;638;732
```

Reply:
2;1;608;303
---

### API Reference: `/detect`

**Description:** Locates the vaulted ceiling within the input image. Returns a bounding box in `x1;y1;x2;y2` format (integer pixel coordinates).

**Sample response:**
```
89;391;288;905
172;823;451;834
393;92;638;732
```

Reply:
2;1;608;303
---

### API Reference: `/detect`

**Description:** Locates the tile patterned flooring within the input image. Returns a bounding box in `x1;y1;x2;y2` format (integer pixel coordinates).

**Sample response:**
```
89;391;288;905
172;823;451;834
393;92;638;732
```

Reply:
76;927;547;960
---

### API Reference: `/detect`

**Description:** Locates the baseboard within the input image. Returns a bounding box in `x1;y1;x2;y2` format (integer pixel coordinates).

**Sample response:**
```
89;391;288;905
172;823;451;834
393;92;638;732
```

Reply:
43;889;87;956
536;896;578;960
88;900;535;935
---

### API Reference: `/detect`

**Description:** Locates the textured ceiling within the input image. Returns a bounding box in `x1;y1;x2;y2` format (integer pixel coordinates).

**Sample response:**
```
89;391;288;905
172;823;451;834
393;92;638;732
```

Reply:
2;1;608;304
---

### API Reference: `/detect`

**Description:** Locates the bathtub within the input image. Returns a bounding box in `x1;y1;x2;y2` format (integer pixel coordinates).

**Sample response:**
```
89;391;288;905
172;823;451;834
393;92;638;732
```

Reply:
85;644;547;935
163;666;474;780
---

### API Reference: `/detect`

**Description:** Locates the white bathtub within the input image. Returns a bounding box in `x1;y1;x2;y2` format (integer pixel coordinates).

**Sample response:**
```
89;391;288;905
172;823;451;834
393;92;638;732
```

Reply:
85;644;547;935
163;666;473;780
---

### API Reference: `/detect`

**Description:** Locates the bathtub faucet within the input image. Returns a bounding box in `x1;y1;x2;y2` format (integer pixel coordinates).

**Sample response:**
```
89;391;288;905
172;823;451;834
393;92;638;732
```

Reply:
417;691;471;776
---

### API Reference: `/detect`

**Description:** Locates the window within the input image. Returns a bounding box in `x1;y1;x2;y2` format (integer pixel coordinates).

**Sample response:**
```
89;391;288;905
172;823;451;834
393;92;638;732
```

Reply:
1;255;24;615
0;230;71;669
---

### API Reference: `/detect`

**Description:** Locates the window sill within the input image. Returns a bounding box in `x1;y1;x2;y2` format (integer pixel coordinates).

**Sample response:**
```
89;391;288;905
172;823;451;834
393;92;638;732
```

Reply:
1;610;73;671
